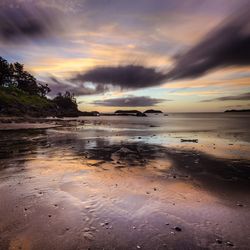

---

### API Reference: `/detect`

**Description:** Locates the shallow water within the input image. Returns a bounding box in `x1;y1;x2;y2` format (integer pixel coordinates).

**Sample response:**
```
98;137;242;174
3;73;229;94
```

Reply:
0;113;250;250
75;112;250;159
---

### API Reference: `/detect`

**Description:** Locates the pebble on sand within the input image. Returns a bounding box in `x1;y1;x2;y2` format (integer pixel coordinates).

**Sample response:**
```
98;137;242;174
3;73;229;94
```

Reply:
174;226;182;232
216;239;222;244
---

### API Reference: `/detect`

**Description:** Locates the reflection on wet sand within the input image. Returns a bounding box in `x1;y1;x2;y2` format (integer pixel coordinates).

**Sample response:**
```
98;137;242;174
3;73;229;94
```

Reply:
0;124;250;250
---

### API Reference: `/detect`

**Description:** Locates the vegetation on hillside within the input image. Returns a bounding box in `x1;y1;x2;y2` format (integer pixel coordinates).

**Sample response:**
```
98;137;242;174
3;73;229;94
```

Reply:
0;57;80;117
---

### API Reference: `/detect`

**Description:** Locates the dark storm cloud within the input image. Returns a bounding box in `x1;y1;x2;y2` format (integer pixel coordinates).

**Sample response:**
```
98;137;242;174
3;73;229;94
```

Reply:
201;92;250;102
92;96;167;107
70;3;250;90
0;1;63;42
48;77;109;97
166;4;250;80
72;65;166;89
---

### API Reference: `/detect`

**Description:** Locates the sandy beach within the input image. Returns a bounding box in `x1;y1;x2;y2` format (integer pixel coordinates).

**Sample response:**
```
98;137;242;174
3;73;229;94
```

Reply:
0;113;249;250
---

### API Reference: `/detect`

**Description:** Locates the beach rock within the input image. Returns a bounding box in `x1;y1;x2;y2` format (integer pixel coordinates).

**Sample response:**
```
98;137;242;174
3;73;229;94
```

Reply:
83;232;94;241
226;241;234;247
174;226;182;232
216;239;223;244
116;147;134;154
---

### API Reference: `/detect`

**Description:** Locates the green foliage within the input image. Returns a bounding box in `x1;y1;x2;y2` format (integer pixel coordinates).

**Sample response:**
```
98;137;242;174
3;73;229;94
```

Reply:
0;86;56;117
0;57;80;117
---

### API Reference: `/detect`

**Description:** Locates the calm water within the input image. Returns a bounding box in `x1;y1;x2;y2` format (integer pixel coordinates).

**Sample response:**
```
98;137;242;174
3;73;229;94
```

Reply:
68;112;250;160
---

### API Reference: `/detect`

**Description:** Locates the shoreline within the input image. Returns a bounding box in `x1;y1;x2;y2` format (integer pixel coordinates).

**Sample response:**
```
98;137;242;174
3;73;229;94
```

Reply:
0;116;85;131
0;116;249;249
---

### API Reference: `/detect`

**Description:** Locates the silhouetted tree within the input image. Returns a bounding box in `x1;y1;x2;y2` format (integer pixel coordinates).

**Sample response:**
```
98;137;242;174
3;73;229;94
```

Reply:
0;57;51;96
0;57;10;86
38;83;51;97
53;91;77;111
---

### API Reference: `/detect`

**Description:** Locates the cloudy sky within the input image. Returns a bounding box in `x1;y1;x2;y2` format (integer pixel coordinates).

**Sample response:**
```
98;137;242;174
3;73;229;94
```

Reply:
0;0;250;112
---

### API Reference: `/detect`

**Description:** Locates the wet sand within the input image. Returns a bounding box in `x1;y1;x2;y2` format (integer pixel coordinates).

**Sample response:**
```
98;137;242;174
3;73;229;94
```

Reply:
0;116;250;250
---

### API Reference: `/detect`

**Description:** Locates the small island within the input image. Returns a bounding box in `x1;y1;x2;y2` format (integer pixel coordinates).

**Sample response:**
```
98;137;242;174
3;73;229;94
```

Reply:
144;109;163;114
114;110;147;117
224;109;250;113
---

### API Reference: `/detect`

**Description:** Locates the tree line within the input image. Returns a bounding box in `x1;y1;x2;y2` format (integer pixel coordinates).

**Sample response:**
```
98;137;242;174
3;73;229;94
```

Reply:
0;56;77;110
0;56;50;97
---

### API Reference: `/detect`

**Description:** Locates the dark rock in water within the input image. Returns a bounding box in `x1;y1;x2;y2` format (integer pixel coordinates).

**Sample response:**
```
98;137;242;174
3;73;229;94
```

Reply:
180;139;198;143
174;226;182;232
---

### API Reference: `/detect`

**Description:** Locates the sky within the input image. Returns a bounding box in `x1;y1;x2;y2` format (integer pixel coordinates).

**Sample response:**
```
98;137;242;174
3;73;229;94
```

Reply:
0;0;250;112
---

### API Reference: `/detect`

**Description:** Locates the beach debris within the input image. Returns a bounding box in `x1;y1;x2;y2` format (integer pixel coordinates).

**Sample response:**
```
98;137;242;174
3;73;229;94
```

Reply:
236;203;243;207
138;137;142;139
226;241;234;247
136;245;141;249
174;226;182;232
180;139;198;143
132;226;136;229
153;187;157;191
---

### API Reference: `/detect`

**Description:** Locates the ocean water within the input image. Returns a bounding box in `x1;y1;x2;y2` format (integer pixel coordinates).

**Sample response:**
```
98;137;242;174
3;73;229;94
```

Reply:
69;112;250;160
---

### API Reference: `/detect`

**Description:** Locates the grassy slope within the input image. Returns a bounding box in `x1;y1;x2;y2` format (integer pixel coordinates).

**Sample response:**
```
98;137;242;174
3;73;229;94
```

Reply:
0;86;56;117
